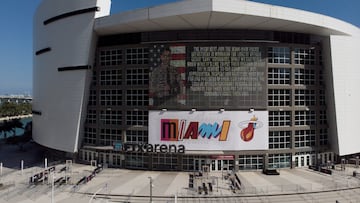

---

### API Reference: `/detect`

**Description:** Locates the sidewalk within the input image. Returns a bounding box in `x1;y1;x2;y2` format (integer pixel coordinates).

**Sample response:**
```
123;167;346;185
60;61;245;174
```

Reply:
1;143;360;202
1;163;360;203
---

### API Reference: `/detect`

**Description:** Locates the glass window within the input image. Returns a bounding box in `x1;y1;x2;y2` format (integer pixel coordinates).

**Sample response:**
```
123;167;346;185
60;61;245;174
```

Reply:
238;155;263;170
294;69;315;85
99;128;122;146
100;69;122;86
84;127;96;145
86;109;97;124
268;89;291;106
126;68;149;85
88;90;97;106
319;50;323;66
100;90;122;106
319;90;326;106
99;49;123;66
295;110;316;126
319;110;327;125
269;131;291;149
100;110;122;125
319;128;328;146
126;110;148;126
126;89;149;106
92;71;97;86
269;111;291;127
182;156;195;171
152;153;178;170
125;130;148;144
125;153;149;169
126;48;149;65
268;47;290;64
294;48;315;65
268;153;291;168
294;89;316;106
268;68;291;85
294;130;316;148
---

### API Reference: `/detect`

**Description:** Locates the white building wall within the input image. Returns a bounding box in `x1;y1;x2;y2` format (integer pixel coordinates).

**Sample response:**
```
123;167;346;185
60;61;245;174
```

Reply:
33;0;111;153
329;35;360;156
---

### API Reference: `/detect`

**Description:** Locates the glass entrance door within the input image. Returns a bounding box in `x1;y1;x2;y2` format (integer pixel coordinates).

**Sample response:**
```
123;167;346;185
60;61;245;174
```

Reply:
194;159;206;171
301;156;305;166
210;159;234;171
294;155;311;167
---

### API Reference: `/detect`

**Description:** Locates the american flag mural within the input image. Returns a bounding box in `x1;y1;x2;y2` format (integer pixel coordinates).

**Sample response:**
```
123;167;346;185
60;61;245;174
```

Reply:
149;44;186;107
149;44;164;72
169;45;186;105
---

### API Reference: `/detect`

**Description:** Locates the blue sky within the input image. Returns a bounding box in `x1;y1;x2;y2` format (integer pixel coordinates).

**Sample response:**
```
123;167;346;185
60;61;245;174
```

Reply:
0;0;359;95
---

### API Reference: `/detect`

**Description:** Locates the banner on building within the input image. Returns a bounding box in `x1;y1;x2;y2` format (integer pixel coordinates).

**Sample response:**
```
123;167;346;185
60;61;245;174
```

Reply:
149;111;269;151
148;44;267;110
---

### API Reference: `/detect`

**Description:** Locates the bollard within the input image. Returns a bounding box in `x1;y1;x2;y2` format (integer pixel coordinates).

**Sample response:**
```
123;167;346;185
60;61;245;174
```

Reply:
21;160;24;175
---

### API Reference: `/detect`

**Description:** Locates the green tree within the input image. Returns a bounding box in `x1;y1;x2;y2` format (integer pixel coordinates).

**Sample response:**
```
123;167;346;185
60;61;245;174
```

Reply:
6;121;32;149
9;119;24;137
0;102;32;117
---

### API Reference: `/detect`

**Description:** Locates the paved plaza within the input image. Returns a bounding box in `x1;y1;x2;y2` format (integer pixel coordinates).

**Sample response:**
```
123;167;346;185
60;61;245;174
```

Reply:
1;143;360;202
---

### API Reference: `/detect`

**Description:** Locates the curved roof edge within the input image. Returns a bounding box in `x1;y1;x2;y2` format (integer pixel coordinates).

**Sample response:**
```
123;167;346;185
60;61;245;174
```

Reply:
94;0;360;37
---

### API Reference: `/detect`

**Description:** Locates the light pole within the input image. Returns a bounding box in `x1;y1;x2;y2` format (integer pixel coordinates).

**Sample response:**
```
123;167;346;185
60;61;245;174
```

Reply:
51;172;55;203
21;160;24;175
148;177;153;203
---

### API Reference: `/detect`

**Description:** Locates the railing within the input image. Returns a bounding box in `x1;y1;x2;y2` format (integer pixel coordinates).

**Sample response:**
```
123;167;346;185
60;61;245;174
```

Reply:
240;181;360;195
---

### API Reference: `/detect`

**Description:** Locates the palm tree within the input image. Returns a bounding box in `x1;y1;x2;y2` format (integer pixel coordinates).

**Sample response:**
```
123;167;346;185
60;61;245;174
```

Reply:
0;121;5;139
0;119;23;139
5;121;31;150
9;119;23;137
1;120;12;139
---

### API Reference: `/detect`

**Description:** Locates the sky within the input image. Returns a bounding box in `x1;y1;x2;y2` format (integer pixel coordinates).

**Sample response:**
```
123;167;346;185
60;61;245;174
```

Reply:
0;0;359;95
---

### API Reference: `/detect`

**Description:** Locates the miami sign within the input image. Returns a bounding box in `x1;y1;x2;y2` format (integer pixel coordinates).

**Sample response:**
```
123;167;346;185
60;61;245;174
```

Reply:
149;111;269;151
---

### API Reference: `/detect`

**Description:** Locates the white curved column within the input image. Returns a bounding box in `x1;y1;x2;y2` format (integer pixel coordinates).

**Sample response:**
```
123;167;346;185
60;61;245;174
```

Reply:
33;0;111;153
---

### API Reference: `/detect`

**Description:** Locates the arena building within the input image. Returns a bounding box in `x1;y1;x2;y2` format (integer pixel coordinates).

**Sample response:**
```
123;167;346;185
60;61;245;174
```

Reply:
33;0;360;171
